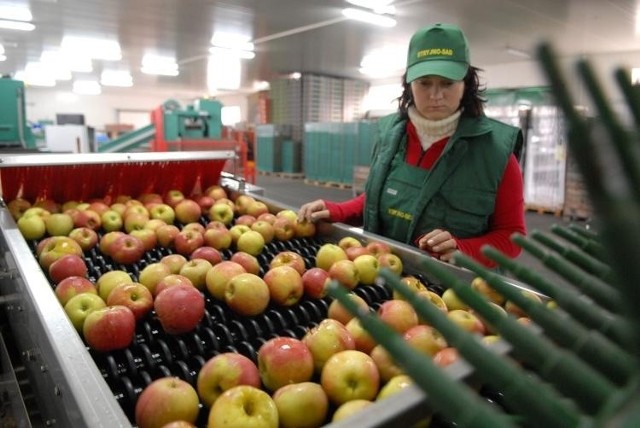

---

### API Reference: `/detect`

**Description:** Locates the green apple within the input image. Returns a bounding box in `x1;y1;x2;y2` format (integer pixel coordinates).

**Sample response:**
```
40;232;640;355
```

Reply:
138;262;172;296
376;374;413;401
302;318;355;373
135;376;200;428
441;288;469;311
315;243;348;271
377;252;403;276
353;254;380;285
320;350;380;405
272;382;328;428
208;385;278;428
332;399;372;422
17;214;46;240
44;213;74;236
64;293;106;331
179;258;212;290
393;275;428;301
196;352;261;408
100;209;123;232
208;202;235;226
38;236;83;270
205;261;246;301
235;230;265;256
149;203;175;224
96;270;133;301
225;273;270;317
447;309;486;335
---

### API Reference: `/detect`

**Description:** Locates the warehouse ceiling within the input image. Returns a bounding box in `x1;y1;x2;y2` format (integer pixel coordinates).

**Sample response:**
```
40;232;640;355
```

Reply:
0;0;638;96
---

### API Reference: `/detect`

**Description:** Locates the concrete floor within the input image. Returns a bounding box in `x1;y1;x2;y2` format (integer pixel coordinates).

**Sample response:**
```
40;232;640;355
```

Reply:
254;172;595;285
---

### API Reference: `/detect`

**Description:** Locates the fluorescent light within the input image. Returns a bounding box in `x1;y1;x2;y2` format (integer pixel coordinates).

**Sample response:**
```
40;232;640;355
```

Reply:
632;68;640;85
210;32;254;51
0;55;5;61
0;44;4;54
73;80;102;95
209;46;255;59
345;0;395;14
342;8;396;27
61;36;122;61
141;54;179;76
15;67;56;87
0;19;35;31
506;47;531;59
0;5;32;21
101;70;133;87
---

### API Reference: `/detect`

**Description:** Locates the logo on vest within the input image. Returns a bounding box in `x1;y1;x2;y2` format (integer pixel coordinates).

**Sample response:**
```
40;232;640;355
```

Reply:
387;208;413;221
386;188;398;196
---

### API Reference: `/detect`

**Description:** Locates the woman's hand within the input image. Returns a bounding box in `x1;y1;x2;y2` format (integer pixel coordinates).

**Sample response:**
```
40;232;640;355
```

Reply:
298;199;331;223
417;229;458;262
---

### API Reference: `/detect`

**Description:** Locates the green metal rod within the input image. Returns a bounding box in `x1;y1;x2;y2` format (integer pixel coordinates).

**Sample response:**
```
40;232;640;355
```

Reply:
375;269;588;427
512;233;621;311
418;258;617;414
483;246;631;348
614;68;640;129
325;280;516;428
568;224;600;242
454;253;636;387
531;230;612;281
550;225;606;261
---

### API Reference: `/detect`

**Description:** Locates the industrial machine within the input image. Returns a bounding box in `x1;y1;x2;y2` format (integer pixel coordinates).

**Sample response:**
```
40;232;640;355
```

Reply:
0;77;36;150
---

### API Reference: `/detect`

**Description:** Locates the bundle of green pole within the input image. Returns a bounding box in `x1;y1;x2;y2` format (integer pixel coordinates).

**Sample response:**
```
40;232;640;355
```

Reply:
326;43;640;427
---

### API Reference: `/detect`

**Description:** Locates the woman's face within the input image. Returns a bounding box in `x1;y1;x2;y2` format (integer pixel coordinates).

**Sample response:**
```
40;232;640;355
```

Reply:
410;75;465;121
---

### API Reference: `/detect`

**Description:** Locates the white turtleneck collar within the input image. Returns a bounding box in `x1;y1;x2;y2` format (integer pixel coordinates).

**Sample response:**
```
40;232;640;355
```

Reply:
408;106;461;152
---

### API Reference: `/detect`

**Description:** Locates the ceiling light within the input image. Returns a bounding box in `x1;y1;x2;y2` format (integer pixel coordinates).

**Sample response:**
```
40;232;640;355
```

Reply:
61;36;122;61
0;19;35;31
73;80;102;95
209;46;255;59
207;53;241;91
0;5;32;21
101;70;133;87
14;68;56;87
0;55;5;61
210;32;254;51
141;54;179;76
345;0;395;14
505;47;531;59
0;44;4;54
632;68;640;85
342;8;396;27
253;80;270;91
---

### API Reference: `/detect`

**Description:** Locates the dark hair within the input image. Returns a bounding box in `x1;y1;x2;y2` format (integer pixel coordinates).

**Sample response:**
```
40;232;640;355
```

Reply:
398;66;486;118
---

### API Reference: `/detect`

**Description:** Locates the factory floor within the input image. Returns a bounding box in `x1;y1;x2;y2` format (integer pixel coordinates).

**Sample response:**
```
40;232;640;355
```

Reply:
254;172;594;285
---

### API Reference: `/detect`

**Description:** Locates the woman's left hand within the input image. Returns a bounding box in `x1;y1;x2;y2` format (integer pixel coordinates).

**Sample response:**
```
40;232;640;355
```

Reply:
417;229;458;262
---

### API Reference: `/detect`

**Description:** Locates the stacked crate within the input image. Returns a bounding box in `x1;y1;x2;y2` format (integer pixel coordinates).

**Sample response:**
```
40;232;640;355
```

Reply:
255;124;292;173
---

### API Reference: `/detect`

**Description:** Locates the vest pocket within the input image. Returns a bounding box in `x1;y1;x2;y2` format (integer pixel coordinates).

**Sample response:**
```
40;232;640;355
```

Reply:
441;189;495;237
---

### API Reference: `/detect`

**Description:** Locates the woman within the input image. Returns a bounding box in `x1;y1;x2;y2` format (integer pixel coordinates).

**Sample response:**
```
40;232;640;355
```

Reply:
298;23;526;267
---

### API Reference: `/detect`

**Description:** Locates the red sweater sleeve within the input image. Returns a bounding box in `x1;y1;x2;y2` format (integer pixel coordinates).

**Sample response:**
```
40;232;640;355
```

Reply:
454;154;527;267
324;193;366;226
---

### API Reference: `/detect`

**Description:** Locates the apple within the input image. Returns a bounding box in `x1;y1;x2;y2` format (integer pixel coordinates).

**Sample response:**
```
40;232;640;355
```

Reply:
138;192;163;206
174;229;204;256
164;190;186;208
433;347;460;367
96;270;134;301
7;198;31;220
236;229;265;256
447;309;485;335
377;252;404;276
345;245;371;261
229;224;251;246
338;236;363;252
17;214;46;240
203;226;233;250
190;246;222;266
156;224;180;248
174;199;202;224
179;258;213;290
235;214;257;227
195;194;215;214
155;274;194;296
204;184;228;200
100;209;123;232
250;220;275;244
315;244;348;271
332;399;372;422
327;293;369;326
208;202;235;226
110;234;145;265
272;217;296;241
345;318;377;354
67;227;99;252
417;290;449;313
55;276;97;306
353;254;380;285
123;203;148;219
196;352;261;408
149;203;176;225
88;200;110;216
106;282;154;321
257;336;314;392
34;199;59;213
70;208;102;230
328;259;359;290
63;293;106;331
366;240;392;257
301;267;330;299
230;251;261;275
276;209;298;223
269;251;306;275
225;273;270;316
98;231;125;256
376;374;414;401
377;299;419;334
294;219;316;238
49;254;88;284
302;318;356;373
320;350;379;405
263;265;304;306
38;236;83;270
393;275;428;301
22;206;51;219
273;382;328;428
82;305;135;351
44;213;74;236
441;288;469;311
257;212;277;224
234;194;256;216
124;212;149;233
160;254;188;274
246;200;270;218
155;284;205;335
109;202;127;216
130;228;158;251
205;261;246;301
472;302;508;334
370;344;404;382
143;218;166;232
403;324;448;357
208;385;278;428
504;290;543;318
135;377;200;428
182;222;205;235
138;262;172;296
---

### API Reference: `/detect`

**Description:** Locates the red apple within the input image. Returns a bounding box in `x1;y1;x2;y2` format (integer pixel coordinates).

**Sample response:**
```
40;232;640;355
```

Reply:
345;318;377;354
345;245;371;261
377;252;404;276
377;299;419;334
130;228;158;252
257;336;314;392
366;240;392;257
370;344;404;382
174;199;202;224
69;208;102;230
246;200;270;218
160;253;188;274
55;276;97;306
106;282;154;321
83;305;136;351
203;226;233;250
269;250;306;275
190;246;222;266
301;267;330;299
263;265;304;306
182;222;205;235
174;229;204;256
135;377;200;428
155;274;194;296
404;324;448;357
38;236;84;270
164;190;186;208
257;212;277;225
195;194;215;214
272;217;296;241
110;234;145;265
205;261;246;301
235;214;257;227
69;226;99;251
196;352;261;408
433;347;460;367
204;184;228;201
49;254;88;284
225;273;270;316
156;224;180;248
88;201;110;216
7;198;31;220
138;192;163;206
327;293;369;326
154;284;205;335
230;251;261;275
328;259;360;290
98;231;126;256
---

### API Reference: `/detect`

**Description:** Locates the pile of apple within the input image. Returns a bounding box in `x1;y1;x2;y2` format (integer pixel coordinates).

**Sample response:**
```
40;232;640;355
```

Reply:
7;186;540;428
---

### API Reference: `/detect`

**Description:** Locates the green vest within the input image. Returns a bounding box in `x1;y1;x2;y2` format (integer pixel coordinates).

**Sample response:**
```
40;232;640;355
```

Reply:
363;113;522;244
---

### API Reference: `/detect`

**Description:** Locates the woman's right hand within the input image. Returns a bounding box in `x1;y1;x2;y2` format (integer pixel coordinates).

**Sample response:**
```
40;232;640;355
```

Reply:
298;199;331;223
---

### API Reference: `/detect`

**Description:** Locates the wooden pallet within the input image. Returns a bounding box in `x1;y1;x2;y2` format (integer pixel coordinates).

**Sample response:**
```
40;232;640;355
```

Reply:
525;204;563;217
304;179;352;190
